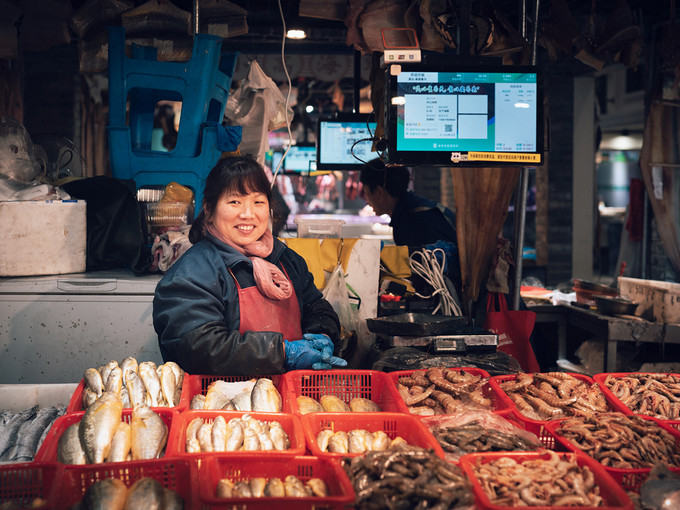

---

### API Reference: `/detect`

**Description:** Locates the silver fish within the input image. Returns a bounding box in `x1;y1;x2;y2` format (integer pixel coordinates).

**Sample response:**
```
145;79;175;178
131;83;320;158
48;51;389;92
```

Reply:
189;394;205;410
284;475;309;497
211;415;228;452
6;406;62;462
130;404;167;460
231;387;252;412
250;477;267;497
185;417;203;454
197;421;214;452
79;392;123;464
0;406;38;461
204;380;255;410
138;362;161;407
57;423;88;465
123;477;164;510
81;478;127;510
125;371;147;408
107;421;131;462
243;427;260;451
269;421;289;451
251;378;282;412
105;366;123;397
264;478;285;497
84;368;104;397
225;419;244;451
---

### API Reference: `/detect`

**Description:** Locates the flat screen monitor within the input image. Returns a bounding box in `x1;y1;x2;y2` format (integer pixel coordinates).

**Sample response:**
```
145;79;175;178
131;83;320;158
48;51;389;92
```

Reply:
316;114;378;170
384;63;544;166
281;144;317;173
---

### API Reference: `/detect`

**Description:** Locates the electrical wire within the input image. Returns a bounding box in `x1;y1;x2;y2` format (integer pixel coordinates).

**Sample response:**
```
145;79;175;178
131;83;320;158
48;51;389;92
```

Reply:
409;247;463;316
271;0;295;187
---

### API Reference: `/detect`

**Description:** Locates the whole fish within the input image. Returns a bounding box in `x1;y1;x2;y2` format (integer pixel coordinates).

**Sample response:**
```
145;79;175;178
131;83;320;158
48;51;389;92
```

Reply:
204;380;255;410
0;405;38;461
185;417;203;453
107;422;132;462
243;427;260;451
164;361;184;388
189;394;205;410
211;415;228;452
250;478;267;497
162;487;184;510
225;419;244;451
5;406;62;462
120;388;131;408
297;396;323;414
159;364;177;407
251;378;282;412
83;387;99;409
130;404;167;460
232;481;252;497
349;397;382;412
57;423;88;465
268;421;289;451
79;392;123;464
264;478;285;497
319;395;350;412
306;478;328;497
99;360;119;391
371;430;390;451
316;429;333;452
197;421;214;452
125;371;147;408
81;478;127;510
123;477;163;510
105;367;124;397
328;431;349;453
284;475;309;497
84;368;104;397
36;405;66;453
216;479;234;498
138;362;161;407
121;356;138;382
348;429;372;454
231;388;252;412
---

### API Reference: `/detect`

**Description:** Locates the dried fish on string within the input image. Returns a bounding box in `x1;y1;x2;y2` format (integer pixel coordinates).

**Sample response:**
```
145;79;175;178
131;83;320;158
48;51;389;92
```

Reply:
343;443;475;509
554;412;680;469
603;373;680;420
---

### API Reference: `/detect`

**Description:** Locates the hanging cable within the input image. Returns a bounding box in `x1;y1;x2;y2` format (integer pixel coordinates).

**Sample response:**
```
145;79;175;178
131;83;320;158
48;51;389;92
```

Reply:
409;247;463;316
271;0;295;187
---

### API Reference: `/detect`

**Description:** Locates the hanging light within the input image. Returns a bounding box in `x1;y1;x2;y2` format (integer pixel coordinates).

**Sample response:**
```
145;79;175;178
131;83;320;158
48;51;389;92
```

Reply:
286;28;307;39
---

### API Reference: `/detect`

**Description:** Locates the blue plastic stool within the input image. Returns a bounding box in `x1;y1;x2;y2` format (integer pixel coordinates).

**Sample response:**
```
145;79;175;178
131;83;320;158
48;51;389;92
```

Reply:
107;26;238;208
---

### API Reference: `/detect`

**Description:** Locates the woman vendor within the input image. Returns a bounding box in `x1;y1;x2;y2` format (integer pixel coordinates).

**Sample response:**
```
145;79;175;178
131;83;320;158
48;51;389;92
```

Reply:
153;157;347;375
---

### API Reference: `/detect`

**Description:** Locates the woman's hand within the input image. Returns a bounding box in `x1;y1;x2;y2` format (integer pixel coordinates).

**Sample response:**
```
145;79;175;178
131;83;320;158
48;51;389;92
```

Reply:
284;337;347;370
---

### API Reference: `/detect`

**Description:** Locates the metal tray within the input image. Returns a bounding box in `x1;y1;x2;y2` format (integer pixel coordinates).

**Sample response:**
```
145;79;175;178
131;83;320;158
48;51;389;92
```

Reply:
365;313;466;336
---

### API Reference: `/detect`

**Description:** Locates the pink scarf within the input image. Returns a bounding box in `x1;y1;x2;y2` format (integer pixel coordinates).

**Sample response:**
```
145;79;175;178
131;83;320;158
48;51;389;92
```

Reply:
206;223;292;300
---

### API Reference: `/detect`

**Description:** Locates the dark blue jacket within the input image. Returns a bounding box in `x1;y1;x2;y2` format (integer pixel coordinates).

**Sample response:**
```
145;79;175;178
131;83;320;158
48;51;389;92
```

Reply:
153;235;340;376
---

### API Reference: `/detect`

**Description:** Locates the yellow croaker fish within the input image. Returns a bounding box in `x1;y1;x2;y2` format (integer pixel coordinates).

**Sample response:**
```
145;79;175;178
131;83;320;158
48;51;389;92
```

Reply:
123;477;163;509
104;367;123;397
57;423;87;465
99;360;119;391
264;478;285;497
225;419;244;451
211;415;228;452
319;395;350;412
232;481;252;497
107;422;132;462
371;430;391;451
84;368;104;397
197;421;214;452
242;427;261;451
79;392;123;464
159;364;177;407
327;431;349;453
82;387;99;410
189;394;205;410
130;404;167;460
216;479;234;498
297;396;323;414
185;417;203;453
306;478;328;497
120;356;138;382
138;362;161;407
348;429;370;453
316;429;333;452
268;421;289;451
349;397;382;412
124;371;147;408
249;478;267;497
80;478;127;510
283;475;309;497
251;378;282;412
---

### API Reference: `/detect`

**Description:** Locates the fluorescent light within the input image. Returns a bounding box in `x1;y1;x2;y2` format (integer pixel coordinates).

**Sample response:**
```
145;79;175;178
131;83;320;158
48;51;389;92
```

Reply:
305;104;314;113
286;29;306;39
391;96;405;105
514;102;530;108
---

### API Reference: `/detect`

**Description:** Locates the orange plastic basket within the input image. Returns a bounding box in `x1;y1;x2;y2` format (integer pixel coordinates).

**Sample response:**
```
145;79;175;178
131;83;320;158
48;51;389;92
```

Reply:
282;369;403;414
34;408;174;464
0;462;60;508
388;367;511;416
198;454;355;509
165;410;306;457
177;373;291;413
51;458;198;510
545;414;680;493
459;450;634;510
301;412;444;459
593;372;680;418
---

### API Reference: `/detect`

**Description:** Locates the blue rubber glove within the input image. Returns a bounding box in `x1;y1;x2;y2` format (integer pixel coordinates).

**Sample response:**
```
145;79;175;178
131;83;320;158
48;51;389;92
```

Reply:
302;333;335;360
284;339;348;370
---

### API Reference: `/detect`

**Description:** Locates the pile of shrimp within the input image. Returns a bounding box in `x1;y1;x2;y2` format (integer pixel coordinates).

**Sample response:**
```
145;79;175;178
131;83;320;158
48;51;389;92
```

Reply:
471;450;603;507
395;368;492;416
555;412;680;469
498;372;610;421
603;373;680;419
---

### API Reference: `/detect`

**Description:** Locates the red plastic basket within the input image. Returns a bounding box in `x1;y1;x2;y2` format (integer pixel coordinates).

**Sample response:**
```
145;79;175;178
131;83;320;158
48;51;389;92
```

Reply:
165;410;306;457
177;373;291;413
34;408;174;464
545;414;680;493
459;450;634;510
283;369;403;414
388;367;512;416
0;462;60;508
301;412;444;459
198;454;355;509
51;458;198;510
593;372;680;418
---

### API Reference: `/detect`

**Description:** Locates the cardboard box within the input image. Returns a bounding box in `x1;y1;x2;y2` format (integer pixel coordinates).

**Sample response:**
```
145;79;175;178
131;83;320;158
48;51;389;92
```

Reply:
0;200;86;277
618;276;680;324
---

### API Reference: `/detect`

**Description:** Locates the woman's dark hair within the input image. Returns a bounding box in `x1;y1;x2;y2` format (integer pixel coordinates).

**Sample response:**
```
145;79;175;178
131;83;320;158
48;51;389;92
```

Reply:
359;157;410;198
189;157;273;243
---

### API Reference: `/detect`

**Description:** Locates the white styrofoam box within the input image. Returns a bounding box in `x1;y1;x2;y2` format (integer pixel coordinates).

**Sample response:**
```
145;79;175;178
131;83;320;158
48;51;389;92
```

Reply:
0;200;87;277
618;276;680;324
0;383;77;412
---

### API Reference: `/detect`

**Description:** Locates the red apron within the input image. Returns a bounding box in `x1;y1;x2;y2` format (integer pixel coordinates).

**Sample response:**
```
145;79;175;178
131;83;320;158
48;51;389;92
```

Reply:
230;265;303;340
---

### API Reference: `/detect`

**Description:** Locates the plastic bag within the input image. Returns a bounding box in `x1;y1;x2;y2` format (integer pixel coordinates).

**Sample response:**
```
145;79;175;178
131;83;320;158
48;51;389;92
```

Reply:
322;264;361;337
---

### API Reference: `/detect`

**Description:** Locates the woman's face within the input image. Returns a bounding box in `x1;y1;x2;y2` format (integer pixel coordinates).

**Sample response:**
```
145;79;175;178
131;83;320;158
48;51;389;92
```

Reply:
211;190;270;247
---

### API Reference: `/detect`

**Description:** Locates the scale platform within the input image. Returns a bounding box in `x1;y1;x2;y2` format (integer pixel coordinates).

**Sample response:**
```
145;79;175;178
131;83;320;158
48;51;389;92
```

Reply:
384;333;498;352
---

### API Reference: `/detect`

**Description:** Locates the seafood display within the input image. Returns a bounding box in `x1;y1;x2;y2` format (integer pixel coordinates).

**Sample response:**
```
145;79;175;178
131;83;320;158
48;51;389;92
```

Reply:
468;451;604;507
395;368;492;416
431;419;543;457
82;358;184;409
554;412;680;469
497;372;610;421
191;378;283;412
77;477;183;509
315;428;407;454
0;404;65;462
216;475;328;498
343;443;475;509
57;397;168;464
296;394;382;414
184;413;290;453
601;373;680;419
